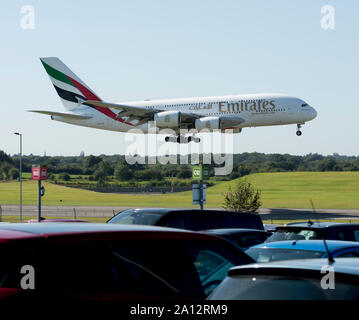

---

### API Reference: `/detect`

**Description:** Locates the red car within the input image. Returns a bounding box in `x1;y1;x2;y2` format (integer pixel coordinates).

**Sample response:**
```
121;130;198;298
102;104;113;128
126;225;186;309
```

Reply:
0;223;253;301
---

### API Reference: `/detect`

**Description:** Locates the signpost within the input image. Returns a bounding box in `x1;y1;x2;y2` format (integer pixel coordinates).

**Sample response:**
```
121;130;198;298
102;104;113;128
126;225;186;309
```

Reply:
192;165;210;210
32;165;47;222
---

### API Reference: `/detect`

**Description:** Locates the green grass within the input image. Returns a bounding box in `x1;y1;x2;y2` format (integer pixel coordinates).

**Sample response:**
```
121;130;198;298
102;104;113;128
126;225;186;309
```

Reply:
207;171;359;209
1;171;359;208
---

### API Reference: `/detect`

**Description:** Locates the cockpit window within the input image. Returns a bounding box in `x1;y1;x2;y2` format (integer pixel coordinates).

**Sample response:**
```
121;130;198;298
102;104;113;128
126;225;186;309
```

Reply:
301;103;308;107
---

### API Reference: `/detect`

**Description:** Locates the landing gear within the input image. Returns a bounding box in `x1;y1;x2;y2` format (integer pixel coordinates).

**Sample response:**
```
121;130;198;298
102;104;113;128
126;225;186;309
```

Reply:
164;135;200;143
296;124;303;136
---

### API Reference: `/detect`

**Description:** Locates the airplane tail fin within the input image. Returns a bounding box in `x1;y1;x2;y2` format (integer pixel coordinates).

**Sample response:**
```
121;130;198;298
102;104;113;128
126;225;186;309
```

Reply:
40;57;102;111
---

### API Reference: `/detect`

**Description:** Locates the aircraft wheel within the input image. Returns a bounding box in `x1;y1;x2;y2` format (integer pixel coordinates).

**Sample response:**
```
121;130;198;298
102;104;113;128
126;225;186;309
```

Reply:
296;130;302;136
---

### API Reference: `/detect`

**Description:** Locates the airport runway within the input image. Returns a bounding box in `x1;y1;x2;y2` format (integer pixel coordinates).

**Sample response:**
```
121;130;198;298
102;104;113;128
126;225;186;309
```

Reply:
1;205;359;221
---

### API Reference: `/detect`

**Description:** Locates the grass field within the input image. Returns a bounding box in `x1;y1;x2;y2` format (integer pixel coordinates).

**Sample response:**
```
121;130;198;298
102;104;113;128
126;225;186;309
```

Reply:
0;171;359;209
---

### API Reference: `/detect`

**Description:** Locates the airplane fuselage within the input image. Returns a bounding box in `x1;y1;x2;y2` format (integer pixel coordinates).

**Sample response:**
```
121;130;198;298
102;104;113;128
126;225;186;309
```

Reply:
52;93;317;134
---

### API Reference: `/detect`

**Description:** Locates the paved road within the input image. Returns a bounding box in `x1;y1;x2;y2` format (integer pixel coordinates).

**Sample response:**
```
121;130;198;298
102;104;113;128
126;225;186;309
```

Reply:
1;205;359;221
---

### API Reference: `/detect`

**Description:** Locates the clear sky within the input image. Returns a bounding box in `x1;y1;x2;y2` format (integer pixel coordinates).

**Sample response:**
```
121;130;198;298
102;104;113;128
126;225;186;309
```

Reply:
1;0;358;156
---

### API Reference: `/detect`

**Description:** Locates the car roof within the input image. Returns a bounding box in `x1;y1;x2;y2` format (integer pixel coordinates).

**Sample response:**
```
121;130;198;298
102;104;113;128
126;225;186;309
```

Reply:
282;222;359;229
120;208;257;216
228;258;359;277
0;223;213;240
204;228;267;235
251;240;359;252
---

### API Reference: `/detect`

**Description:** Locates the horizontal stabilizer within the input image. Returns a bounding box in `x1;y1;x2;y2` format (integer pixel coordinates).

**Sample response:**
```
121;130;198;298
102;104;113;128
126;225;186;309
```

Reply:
28;110;93;120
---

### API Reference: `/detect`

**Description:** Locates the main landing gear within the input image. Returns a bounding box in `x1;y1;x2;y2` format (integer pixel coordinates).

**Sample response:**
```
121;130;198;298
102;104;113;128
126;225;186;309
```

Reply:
165;135;201;143
296;124;303;136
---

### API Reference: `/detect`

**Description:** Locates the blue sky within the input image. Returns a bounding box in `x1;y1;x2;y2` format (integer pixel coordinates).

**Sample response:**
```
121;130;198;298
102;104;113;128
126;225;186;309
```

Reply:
0;0;358;156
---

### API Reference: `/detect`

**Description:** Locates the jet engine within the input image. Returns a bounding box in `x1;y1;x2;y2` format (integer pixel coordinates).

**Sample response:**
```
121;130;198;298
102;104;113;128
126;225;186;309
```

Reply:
154;111;180;128
195;117;220;131
195;116;244;131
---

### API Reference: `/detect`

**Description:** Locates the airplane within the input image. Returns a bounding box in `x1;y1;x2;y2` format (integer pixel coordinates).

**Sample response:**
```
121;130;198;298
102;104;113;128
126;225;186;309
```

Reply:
29;57;317;143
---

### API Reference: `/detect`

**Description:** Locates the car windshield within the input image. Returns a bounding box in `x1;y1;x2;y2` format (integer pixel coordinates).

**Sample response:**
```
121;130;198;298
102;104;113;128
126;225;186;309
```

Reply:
266;229;320;242
108;210;163;225
209;275;359;300
246;247;324;262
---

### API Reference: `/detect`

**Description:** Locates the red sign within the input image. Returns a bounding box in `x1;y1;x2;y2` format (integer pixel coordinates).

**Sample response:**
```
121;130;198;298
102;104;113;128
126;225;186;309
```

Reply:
32;166;48;180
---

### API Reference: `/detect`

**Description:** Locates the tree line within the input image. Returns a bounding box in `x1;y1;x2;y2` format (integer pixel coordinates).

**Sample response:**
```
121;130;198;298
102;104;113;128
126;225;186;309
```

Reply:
1;150;359;184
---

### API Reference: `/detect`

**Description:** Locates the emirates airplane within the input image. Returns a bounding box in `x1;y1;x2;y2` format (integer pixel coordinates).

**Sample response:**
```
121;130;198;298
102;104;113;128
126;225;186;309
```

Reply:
30;57;317;143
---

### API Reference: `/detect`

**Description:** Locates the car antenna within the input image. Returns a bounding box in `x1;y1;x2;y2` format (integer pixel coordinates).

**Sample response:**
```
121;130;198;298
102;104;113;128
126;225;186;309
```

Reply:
310;200;335;264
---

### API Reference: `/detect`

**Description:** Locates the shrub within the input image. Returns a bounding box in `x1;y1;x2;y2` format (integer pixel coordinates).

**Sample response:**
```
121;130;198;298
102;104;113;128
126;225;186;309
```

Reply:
59;172;71;181
222;179;262;213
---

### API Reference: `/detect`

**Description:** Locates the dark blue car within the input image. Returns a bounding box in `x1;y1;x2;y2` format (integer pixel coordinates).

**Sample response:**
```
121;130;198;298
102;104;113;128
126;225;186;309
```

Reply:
266;222;359;243
108;208;264;231
246;240;359;262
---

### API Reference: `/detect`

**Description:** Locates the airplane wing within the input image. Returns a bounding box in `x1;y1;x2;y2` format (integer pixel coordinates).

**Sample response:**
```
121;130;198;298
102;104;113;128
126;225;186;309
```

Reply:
28;110;93;120
83;100;158;124
84;100;205;126
83;100;245;129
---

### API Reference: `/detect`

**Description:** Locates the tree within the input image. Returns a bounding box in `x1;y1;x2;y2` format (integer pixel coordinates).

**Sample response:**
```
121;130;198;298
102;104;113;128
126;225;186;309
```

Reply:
114;164;134;181
222;179;262;213
9;167;19;180
0;164;12;180
98;160;113;176
83;155;102;170
176;167;192;179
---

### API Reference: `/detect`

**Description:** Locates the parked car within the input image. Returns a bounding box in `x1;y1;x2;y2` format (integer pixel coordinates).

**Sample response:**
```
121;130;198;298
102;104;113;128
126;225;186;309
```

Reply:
203;228;270;249
246;240;359;262
209;258;359;300
265;222;359;243
25;218;88;223
107;208;264;231
0;223;254;301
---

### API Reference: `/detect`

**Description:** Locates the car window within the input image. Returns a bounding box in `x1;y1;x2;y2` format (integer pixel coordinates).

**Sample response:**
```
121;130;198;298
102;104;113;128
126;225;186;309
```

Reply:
246;248;324;262
106;240;202;298
185;214;262;231
0;242;105;293
187;243;248;296
353;230;359;242
337;251;359;258
108;210;163;225
335;231;353;241
209;275;359;300
237;234;267;248
163;216;185;229
266;229;320;242
337;232;346;240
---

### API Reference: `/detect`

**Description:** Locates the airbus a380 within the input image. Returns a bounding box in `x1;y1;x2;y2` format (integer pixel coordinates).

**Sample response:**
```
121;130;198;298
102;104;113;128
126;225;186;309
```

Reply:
30;57;317;143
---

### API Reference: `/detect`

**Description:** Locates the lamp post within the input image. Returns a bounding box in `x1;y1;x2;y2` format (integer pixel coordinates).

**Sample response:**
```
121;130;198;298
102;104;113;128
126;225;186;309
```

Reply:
14;132;22;222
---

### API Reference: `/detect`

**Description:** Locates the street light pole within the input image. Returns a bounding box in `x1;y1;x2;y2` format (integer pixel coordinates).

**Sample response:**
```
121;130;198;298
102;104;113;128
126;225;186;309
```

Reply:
14;132;22;222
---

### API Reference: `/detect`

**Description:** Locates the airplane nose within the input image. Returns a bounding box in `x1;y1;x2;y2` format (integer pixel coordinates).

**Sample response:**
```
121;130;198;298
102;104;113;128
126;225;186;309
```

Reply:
310;107;317;120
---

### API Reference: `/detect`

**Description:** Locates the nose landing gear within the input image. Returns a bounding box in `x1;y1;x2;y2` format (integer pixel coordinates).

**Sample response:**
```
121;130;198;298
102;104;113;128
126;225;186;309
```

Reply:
296;124;303;136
